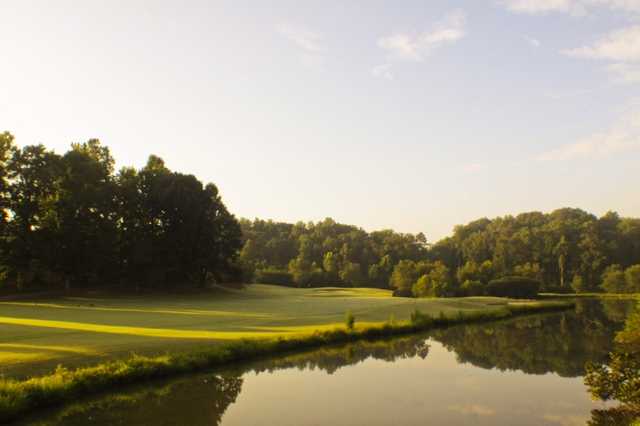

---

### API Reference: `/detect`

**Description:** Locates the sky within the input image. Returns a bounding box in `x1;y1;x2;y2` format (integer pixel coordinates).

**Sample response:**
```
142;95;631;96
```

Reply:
1;0;639;241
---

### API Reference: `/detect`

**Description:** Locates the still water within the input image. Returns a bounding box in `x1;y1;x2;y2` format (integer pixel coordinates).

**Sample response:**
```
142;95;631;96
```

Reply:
23;299;637;426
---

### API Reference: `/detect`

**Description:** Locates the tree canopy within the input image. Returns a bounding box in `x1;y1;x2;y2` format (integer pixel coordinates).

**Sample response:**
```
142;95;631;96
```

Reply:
239;218;429;289
2;131;640;297
0;132;241;292
239;208;640;296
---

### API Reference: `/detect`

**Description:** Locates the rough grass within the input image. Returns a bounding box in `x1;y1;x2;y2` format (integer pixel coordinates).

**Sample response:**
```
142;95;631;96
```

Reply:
0;284;564;376
0;297;573;424
539;292;640;299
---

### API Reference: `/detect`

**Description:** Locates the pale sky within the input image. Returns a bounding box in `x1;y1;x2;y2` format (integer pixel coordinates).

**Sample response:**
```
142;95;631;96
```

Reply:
1;0;639;241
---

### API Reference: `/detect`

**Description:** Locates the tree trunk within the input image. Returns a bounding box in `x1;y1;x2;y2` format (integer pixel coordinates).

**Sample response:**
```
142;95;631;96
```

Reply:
558;255;565;288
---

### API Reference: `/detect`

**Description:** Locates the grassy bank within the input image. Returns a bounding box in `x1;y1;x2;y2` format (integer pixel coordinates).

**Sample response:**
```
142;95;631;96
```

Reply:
0;298;573;423
0;284;572;376
539;292;640;300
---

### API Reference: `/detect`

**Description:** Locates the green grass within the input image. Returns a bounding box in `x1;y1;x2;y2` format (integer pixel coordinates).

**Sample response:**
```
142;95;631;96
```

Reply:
0;295;573;424
0;284;567;377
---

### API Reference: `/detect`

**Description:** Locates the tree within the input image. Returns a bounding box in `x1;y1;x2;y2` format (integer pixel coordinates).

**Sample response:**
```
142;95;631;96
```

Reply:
339;261;362;286
288;256;313;286
233;206;640;295
322;251;339;281
513;262;542;281
412;262;453;298
55;140;118;288
479;260;494;283
461;279;484;296
584;306;640;417
389;260;417;296
412;275;431;298
4;144;63;289
0;132;16;235
571;274;588;293
624;265;640;293
555;236;569;288
0;135;241;292
601;265;627;293
456;261;480;284
236;216;430;289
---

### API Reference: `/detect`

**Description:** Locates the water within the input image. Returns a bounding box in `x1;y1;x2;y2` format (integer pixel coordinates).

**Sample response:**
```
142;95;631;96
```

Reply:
23;299;637;426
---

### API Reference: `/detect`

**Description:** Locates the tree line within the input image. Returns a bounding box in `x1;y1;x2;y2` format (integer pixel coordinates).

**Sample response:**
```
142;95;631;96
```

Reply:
2;131;639;297
430;209;640;295
239;217;428;288
240;208;640;296
0;132;242;292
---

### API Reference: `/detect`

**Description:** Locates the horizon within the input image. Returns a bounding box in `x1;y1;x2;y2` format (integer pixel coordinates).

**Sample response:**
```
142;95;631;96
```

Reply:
2;0;639;241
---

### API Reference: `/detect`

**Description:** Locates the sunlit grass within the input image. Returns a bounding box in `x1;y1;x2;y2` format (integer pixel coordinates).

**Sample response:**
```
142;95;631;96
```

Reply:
0;284;571;377
0;301;272;318
0;316;305;340
0;352;45;364
0;344;96;355
0;344;99;366
305;287;391;298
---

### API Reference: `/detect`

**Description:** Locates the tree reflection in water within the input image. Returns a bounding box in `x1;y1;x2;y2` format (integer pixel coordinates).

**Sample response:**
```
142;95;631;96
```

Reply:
25;335;430;426
428;299;631;377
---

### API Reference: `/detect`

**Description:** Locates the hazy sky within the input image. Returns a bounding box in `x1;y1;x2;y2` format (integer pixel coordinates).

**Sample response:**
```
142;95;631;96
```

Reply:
1;0;639;241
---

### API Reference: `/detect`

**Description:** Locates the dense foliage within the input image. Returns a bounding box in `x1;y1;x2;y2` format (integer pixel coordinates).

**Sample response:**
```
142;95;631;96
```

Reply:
485;276;540;299
239;217;428;288
0;132;242;291
241;208;640;297
436;209;640;294
585;302;640;425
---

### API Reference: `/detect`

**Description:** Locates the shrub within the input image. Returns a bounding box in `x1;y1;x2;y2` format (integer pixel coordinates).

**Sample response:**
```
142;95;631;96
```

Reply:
387;314;396;326
254;269;295;286
461;279;484;296
543;285;574;294
412;275;431;298
624;265;640;293
410;309;433;327
486;276;540;299
392;288;413;298
307;270;331;287
570;274;588;293
345;311;355;330
601;265;627;293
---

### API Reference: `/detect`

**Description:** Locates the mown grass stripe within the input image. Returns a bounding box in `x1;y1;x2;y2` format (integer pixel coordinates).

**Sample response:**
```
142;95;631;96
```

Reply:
0;302;271;318
0;316;293;340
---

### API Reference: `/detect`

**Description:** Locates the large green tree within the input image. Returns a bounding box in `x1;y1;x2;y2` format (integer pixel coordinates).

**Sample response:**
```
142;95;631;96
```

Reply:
0;134;241;292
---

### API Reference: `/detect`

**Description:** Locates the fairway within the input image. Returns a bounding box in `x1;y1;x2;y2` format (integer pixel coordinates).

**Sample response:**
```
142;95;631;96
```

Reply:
0;284;532;377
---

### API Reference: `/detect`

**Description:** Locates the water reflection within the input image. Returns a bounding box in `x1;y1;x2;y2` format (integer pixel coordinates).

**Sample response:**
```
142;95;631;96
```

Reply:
24;335;430;426
430;299;631;377
25;374;243;426
23;298;636;426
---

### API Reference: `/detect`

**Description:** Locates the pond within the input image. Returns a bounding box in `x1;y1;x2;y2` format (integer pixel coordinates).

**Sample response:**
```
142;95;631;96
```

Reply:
22;298;637;426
